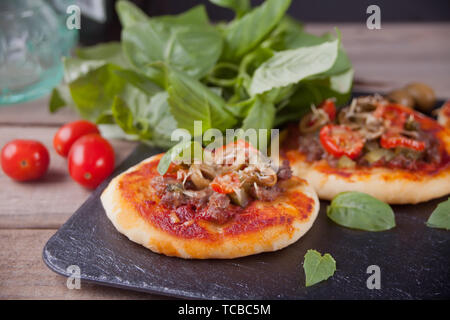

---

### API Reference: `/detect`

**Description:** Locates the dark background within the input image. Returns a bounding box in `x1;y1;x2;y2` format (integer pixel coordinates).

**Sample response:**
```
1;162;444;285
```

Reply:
146;0;450;22
79;0;450;45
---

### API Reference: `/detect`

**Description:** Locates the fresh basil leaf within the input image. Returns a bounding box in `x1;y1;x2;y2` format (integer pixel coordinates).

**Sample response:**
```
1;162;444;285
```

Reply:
242;97;275;132
327;192;396;231
249;38;339;95
49;85;71;113
146;92;178;148
329;68;354;94
122;20;223;79
95;110;115;125
426;198;450;230
157;140;203;176
320;48;352;78
274;78;351;127
109;90;177;147
167;69;237;135
68;63;127;120
237;47;274;93
116;0;149;28
240;97;275;151
111;96;141;135
114;69;163;96
282;29;352;79
225;97;256;118
63;57;106;83
209;0;250;17
284;30;328;49
205;62;240;88
303;249;336;287
221;0;291;61
154;5;210;26
273;83;321;126
75;42;128;67
259;15;303;51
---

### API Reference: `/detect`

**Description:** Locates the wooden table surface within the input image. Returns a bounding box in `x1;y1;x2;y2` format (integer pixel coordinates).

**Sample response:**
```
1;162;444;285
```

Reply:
0;23;449;300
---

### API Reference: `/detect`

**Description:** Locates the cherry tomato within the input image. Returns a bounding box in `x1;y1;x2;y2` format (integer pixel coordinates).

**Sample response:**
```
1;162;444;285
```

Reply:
380;134;425;152
374;104;409;130
210;172;241;194
68;134;115;189
1;140;50;181
319;124;365;159
53;120;100;157
318;99;337;121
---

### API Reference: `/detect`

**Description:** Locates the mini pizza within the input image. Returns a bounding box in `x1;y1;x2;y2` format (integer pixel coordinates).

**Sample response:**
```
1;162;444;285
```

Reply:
101;141;319;259
437;100;450;129
281;95;450;204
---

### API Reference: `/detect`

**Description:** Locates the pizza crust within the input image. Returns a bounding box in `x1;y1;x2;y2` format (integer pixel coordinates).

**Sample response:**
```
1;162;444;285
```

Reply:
101;154;320;259
289;154;450;204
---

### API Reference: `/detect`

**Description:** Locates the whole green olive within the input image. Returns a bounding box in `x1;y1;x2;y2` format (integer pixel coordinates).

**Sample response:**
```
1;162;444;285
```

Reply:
405;82;436;111
386;89;415;108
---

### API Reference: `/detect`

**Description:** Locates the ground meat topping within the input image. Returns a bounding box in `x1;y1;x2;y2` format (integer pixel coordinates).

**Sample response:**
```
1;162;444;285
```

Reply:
277;160;293;180
249;184;283;202
201;193;233;224
295;95;447;171
298;133;325;162
151;142;295;224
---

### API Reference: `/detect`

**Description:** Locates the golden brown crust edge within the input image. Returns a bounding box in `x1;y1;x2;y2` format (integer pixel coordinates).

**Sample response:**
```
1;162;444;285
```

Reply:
290;159;450;204
101;154;320;259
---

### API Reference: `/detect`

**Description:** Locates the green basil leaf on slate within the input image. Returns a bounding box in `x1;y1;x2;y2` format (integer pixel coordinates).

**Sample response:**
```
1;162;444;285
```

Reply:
426;198;450;230
303;249;336;287
327;192;396;232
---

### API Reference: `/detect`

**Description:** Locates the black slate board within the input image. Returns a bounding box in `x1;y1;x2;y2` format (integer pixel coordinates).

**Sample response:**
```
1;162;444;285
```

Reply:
43;98;450;300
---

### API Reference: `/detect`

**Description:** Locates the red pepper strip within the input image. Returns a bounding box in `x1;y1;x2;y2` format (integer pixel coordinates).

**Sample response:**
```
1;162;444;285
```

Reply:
319;124;365;160
380;134;425;152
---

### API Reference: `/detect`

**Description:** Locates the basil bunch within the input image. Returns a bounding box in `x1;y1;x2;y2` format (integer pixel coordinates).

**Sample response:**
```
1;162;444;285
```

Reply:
49;0;353;149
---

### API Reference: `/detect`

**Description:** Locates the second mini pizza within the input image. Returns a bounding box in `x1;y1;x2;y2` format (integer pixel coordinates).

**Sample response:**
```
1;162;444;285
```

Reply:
281;95;450;204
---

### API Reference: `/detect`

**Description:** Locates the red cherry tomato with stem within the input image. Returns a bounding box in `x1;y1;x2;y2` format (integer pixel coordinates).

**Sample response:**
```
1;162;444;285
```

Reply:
1;140;50;181
68;134;115;189
53;120;100;157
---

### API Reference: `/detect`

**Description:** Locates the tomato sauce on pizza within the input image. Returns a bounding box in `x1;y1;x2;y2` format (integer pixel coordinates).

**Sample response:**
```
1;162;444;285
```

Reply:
118;143;316;241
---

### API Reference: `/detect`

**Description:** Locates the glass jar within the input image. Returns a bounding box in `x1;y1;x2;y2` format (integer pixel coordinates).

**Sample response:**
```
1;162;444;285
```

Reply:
0;0;78;105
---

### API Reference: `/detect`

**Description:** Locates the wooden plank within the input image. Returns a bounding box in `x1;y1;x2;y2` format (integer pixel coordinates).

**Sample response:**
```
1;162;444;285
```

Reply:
0;126;137;229
0;229;164;299
0;97;79;126
306;23;450;98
